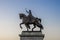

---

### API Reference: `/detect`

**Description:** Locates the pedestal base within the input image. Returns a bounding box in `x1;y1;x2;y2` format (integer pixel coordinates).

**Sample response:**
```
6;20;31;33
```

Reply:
19;31;44;40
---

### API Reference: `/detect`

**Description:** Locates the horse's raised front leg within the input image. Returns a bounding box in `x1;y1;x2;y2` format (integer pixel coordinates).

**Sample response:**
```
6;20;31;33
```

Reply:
20;23;24;29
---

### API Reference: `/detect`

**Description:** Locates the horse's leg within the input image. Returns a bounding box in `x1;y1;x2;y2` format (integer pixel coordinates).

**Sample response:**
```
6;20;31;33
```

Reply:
25;24;30;31
32;24;36;31
27;28;29;31
37;24;42;32
20;23;24;29
40;28;41;32
38;24;42;32
38;24;43;32
27;25;30;31
35;22;41;32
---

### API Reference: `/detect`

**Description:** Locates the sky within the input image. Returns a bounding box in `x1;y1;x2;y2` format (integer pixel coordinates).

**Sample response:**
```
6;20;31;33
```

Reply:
0;0;60;40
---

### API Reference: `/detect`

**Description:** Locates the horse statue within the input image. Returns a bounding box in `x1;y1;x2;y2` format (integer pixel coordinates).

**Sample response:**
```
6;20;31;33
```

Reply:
19;10;43;32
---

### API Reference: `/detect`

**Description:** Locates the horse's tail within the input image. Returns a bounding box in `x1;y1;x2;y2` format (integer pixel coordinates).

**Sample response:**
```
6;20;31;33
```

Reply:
36;18;41;23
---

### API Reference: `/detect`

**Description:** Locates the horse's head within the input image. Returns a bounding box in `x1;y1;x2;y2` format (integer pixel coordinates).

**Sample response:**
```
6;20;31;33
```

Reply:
19;13;26;19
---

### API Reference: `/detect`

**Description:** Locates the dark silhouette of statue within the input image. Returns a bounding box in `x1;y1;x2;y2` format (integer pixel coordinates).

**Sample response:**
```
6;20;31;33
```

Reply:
19;10;43;32
26;10;35;23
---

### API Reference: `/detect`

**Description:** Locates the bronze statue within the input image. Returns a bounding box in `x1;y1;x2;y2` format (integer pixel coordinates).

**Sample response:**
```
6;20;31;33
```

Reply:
19;10;43;32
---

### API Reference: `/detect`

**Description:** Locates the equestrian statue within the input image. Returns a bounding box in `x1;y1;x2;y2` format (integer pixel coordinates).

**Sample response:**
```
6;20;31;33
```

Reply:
19;10;44;32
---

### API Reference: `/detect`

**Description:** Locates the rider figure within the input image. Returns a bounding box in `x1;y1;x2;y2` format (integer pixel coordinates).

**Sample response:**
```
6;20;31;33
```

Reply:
26;10;34;23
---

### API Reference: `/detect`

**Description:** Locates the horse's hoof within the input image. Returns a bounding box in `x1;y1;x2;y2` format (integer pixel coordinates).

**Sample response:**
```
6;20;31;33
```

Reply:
21;27;22;29
40;30;41;32
32;30;33;31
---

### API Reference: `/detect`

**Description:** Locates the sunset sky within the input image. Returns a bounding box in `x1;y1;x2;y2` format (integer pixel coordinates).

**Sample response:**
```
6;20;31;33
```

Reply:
0;0;60;40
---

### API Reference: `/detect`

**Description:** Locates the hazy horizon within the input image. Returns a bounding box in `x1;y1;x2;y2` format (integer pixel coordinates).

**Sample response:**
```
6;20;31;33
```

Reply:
0;0;60;40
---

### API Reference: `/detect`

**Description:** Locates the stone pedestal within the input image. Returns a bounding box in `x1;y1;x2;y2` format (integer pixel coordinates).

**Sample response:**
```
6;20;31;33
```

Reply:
19;31;44;40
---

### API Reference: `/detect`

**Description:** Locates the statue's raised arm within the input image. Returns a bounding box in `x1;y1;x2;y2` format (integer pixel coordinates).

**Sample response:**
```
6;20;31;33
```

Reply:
26;9;32;16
